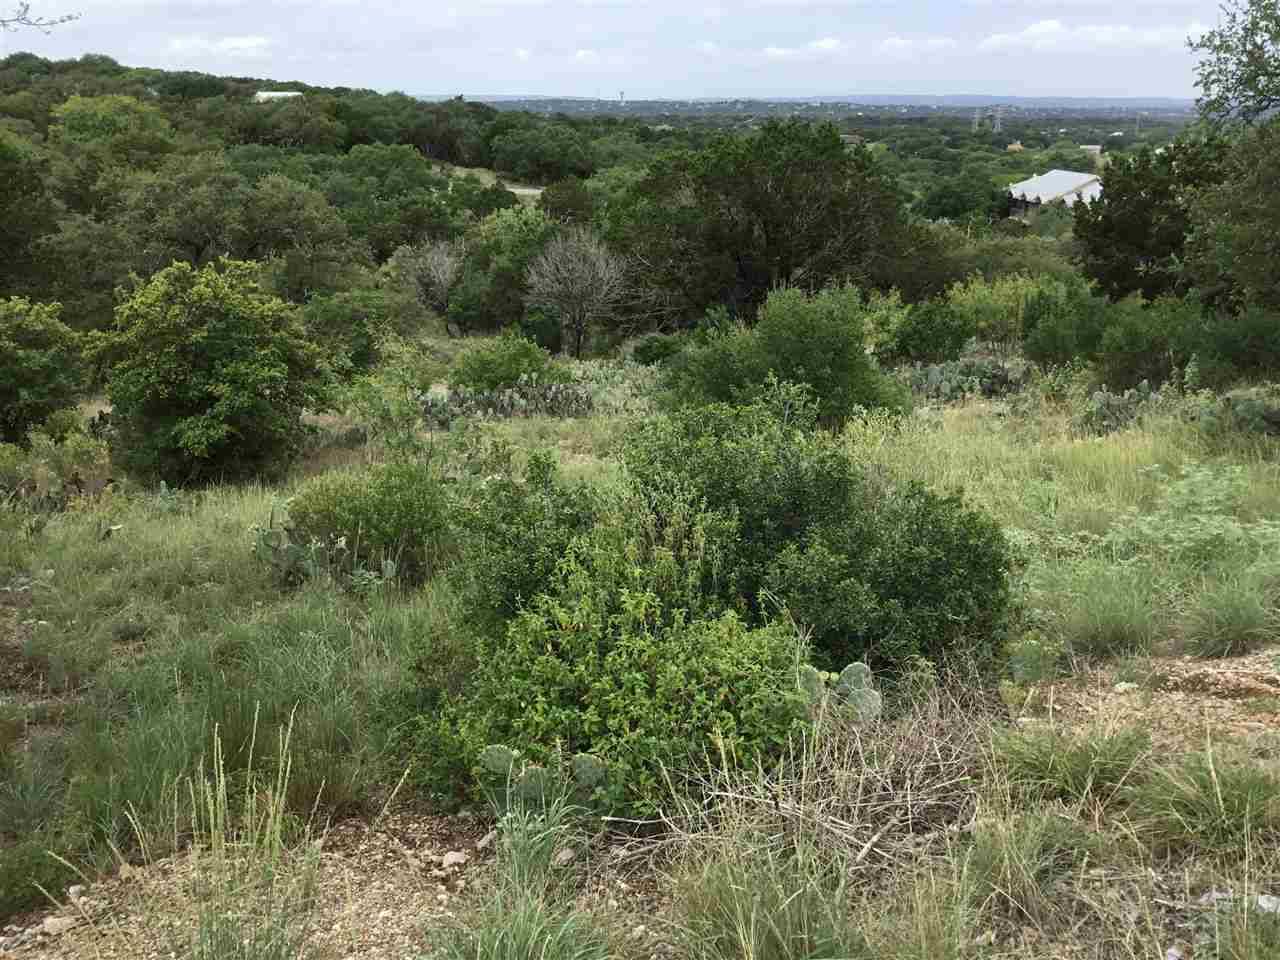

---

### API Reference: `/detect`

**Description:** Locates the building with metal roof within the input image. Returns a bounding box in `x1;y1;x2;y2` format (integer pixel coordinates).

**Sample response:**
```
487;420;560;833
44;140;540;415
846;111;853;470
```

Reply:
1006;169;1101;212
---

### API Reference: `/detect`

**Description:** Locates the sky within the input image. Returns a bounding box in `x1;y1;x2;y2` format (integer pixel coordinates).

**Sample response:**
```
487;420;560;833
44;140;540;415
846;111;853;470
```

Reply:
2;0;1221;99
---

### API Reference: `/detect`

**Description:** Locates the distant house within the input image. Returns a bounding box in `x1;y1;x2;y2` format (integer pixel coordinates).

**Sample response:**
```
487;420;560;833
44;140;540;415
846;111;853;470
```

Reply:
1006;169;1101;215
252;91;303;104
1080;145;1103;158
1006;140;1026;153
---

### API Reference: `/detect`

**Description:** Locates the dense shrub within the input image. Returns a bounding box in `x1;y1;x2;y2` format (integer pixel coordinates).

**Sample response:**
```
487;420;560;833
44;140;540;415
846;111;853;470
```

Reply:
623;393;1013;670
102;260;330;484
946;273;1044;353
765;481;1013;669
1191;303;1280;387
449;333;569;393
0;297;83;445
300;288;391;375
1021;277;1109;368
286;460;451;584
876;299;976;365
666;286;908;427
630;332;686;366
453;491;806;815
1094;296;1198;390
450;451;600;628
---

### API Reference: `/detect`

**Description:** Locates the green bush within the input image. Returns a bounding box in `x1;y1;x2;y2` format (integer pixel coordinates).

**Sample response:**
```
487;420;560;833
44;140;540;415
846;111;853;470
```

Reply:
877;299;976;365
1022;277;1109;368
1095;296;1199;390
631;332;686;366
287;460;451;584
766;481;1013;669
449;333;569;393
102;260;331;484
624;394;1012;671
667;286;908;427
1193;303;1280;387
455;491;807;815
450;451;600;629
300;288;391;375
0;297;83;445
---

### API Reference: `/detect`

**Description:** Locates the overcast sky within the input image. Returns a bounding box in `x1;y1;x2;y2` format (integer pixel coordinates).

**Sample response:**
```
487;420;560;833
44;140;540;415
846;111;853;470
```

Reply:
3;0;1219;99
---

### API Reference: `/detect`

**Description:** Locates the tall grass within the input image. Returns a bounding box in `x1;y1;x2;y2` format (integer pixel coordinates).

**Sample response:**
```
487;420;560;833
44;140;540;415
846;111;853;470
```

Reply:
178;713;319;960
436;793;610;960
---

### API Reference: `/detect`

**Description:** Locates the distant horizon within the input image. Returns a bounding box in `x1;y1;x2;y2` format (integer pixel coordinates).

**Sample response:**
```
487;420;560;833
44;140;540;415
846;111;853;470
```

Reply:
424;93;1197;105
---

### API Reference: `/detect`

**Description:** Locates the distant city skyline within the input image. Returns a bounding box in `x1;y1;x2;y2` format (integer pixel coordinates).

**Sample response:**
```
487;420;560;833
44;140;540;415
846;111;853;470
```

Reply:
3;0;1219;100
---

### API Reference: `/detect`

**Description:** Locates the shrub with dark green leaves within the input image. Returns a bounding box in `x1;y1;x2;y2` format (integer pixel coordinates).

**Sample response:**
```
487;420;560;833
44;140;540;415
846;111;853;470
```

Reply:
452;490;806;815
0;297;83;445
300;288;391;375
666;286;908;427
1095;296;1201;390
1022;278;1109;368
449;333;569;393
631;332;686;366
765;481;1012;669
623;392;1013;670
450;451;600;629
102;260;330;484
877;299;976;365
287;459;451;584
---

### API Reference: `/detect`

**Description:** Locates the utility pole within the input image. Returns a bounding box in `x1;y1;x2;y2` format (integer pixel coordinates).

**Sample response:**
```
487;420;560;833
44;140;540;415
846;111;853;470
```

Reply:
993;106;1003;135
972;108;981;133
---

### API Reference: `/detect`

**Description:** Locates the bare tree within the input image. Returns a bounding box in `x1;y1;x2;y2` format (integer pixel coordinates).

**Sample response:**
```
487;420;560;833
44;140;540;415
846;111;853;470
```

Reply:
526;226;629;358
1;2;79;30
386;239;466;335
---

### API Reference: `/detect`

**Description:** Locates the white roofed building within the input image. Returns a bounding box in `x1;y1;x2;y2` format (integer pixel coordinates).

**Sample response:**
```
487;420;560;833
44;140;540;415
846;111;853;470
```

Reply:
1007;169;1101;215
252;91;303;103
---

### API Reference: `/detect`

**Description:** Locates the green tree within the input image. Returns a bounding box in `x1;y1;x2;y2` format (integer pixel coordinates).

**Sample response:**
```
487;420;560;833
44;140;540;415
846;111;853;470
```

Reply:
446;205;555;336
47;95;176;211
609;120;908;320
101;259;330;483
1184;121;1280;311
242;174;366;301
1192;0;1280;124
0;297;82;444
1074;138;1229;301
0;128;56;292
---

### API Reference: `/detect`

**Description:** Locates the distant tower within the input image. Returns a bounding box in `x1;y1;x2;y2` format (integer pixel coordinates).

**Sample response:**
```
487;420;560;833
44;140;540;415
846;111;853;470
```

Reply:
993;106;1004;135
1135;112;1142;135
619;91;625;106
972;109;982;133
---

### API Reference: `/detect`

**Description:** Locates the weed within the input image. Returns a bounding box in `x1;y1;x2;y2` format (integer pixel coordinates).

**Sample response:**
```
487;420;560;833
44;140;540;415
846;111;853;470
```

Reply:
990;724;1151;810
1127;747;1280;856
1179;579;1278;658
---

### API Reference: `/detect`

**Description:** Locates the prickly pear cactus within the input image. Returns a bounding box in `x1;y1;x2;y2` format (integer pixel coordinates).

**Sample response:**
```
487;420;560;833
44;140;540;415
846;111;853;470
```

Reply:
797;664;825;707
514;764;553;806
833;662;882;722
478;744;520;781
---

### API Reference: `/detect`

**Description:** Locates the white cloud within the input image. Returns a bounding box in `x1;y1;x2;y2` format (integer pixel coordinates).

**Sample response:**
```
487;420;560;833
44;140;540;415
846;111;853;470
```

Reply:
573;47;601;63
515;46;532;60
697;40;721;54
880;34;956;55
167;34;273;58
763;36;844;58
978;18;1207;53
